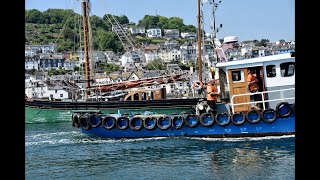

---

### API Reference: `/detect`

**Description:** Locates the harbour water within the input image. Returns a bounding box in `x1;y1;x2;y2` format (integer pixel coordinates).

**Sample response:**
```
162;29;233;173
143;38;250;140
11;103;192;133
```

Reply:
26;122;295;180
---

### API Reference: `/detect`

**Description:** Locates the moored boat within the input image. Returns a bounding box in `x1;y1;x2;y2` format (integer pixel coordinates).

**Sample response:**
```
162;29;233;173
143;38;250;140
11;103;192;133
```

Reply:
72;0;295;139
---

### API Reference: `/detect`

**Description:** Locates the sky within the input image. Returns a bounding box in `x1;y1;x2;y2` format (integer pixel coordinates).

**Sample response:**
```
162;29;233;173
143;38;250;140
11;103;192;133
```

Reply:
25;0;295;42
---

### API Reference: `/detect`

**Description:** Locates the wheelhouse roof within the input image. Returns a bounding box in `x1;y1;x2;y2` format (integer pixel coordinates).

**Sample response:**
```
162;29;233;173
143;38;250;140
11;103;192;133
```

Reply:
215;52;294;70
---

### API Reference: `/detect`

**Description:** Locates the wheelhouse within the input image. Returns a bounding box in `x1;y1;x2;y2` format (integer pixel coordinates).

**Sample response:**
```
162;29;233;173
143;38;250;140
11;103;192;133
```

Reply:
215;52;295;113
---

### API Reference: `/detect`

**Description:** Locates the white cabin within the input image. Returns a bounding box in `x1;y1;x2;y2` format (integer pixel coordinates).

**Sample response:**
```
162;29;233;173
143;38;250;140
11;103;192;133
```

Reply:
215;52;295;113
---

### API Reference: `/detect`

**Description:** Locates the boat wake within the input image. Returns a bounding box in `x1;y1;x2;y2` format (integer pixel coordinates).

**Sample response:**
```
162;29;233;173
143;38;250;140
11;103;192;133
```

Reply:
188;135;295;142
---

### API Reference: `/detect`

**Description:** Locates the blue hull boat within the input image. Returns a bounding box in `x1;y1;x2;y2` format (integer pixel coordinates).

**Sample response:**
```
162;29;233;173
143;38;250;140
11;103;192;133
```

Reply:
79;116;294;139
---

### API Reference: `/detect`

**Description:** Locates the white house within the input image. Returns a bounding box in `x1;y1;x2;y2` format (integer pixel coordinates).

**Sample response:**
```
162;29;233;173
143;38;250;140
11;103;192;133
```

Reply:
120;51;141;66
147;28;162;38
129;26;145;35
25;80;48;99
47;86;69;100
144;51;160;63
164;29;180;39
180;32;196;39
25;56;39;70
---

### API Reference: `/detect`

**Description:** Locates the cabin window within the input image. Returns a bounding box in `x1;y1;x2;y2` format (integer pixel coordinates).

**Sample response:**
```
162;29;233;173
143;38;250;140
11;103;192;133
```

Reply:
60;94;63;98
266;65;276;77
231;70;244;82
280;62;295;77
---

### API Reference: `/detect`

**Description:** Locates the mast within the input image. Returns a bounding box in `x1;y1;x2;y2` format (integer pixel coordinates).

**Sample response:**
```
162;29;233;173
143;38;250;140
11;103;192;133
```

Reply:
197;0;202;83
82;0;91;96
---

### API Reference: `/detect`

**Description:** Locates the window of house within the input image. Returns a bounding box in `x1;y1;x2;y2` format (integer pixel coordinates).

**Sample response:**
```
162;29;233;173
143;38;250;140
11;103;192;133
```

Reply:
60;94;63;98
231;70;244;82
170;85;174;89
55;90;58;93
266;65;276;77
280;62;295;77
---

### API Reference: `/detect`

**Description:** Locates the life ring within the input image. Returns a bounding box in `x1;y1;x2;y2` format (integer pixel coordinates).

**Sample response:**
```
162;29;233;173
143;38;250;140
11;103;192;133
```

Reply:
79;114;91;130
231;112;245;125
276;102;292;117
144;117;157;130
199;113;215;127
88;114;102;128
262;109;277;123
157;116;172;130
116;116;129;130
215;112;230;126
102;116;116;130
172;115;184;129
184;114;199;128
72;113;80;128
129;117;143;131
246;109;261;124
193;81;203;90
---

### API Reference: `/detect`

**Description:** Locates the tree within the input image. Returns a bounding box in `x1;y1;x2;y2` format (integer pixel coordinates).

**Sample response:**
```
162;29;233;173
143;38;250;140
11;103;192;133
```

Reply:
146;60;164;70
26;9;42;23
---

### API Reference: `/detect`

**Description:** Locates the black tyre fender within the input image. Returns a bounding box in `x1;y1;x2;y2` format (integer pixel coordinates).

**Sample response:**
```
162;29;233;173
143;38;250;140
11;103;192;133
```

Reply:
262;109;277;123
129;117;143;131
102;116;116;130
276;101;292;117
157;116;172;130
199;113;215;127
116;116;129;130
72;113;80;128
246;109;261;124
184;114;199;128
79;114;92;130
143;117;157;130
172;116;184;129
231;112;246;125
215;112;231;126
292;102;295;114
88;114;102;128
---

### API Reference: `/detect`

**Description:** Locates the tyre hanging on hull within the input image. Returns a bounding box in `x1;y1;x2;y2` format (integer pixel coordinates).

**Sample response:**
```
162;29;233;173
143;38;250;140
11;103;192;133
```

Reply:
172;115;184;129
157;116;172;130
246;109;261;124
215;112;230;126
79;114;91;130
292;102;295;114
116;116;129;130
72;113;80;128
102;116;116;130
262;109;277;123
88;114;102;128
184;114;199;128
144;117;157;130
199;113;215;127
276;102;292;117
231;112;245;125
129;117;143;131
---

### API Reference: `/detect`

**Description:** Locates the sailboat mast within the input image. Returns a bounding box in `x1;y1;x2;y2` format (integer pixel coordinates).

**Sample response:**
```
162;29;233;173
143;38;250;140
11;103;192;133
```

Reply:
82;0;91;96
197;0;202;83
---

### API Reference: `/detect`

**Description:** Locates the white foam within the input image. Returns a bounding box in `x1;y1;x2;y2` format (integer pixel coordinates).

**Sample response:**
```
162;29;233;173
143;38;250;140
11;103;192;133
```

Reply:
188;135;295;142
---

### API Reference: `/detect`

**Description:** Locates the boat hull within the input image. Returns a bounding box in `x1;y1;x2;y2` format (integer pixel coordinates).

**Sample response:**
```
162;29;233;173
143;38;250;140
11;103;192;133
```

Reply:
79;114;295;139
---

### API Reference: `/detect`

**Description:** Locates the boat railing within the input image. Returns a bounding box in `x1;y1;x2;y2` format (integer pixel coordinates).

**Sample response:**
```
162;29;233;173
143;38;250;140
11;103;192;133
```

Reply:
230;88;295;114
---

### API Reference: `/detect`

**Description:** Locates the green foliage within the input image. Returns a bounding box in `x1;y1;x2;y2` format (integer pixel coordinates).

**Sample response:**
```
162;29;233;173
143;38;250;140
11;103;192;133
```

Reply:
138;15;196;33
255;39;270;47
146;60;164;70
96;62;120;74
